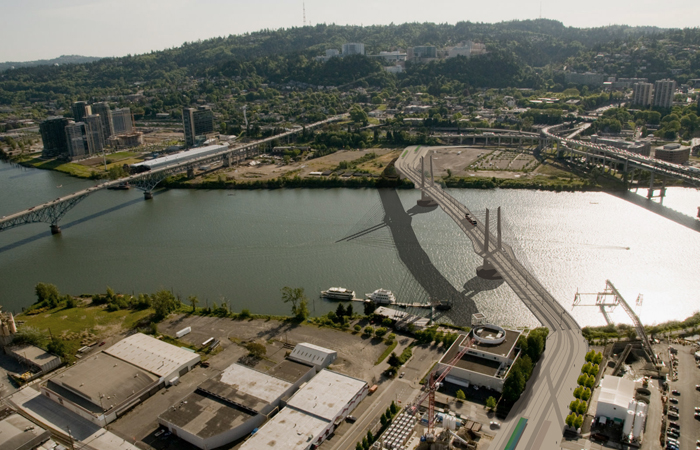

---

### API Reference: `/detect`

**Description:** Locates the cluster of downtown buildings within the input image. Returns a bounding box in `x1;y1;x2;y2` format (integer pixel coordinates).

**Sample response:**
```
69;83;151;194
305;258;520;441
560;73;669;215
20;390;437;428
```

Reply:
315;41;487;73
38;102;216;160
39;102;139;160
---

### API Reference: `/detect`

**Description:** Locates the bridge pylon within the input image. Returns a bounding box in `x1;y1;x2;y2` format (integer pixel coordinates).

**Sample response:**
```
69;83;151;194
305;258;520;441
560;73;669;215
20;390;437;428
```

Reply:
417;154;437;207
476;207;503;280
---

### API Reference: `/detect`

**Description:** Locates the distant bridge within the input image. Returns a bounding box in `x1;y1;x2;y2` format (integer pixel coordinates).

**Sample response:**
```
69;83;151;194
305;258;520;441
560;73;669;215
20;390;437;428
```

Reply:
0;115;347;234
541;123;700;195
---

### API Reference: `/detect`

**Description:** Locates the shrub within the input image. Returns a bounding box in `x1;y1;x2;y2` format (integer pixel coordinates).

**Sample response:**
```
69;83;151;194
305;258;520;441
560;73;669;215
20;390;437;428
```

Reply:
577;374;588;386
456;389;466;401
581;388;591;401
354;324;362;332
363;326;374;336
239;309;251;319
565;413;576;427
245;342;266;359
577;400;587;415
573;386;583;399
574;414;584;429
569;399;580;412
374;327;388;338
486;396;497;410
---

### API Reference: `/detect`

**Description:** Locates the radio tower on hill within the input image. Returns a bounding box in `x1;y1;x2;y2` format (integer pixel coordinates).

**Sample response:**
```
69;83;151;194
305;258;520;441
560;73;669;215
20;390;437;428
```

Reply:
303;2;307;27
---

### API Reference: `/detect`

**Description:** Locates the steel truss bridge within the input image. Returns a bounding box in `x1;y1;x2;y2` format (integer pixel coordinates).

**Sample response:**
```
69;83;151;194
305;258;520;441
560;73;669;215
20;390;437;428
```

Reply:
0;115;346;234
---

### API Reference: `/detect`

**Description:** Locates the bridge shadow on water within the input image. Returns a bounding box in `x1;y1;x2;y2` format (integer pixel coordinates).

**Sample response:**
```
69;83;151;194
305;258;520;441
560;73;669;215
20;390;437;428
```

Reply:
340;188;502;326
0;190;165;255
610;190;700;233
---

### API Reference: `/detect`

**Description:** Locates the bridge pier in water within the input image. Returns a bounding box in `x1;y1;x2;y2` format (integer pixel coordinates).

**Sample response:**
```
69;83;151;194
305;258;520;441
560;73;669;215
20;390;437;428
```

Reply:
50;224;61;235
476;207;503;280
144;191;153;200
417;154;437;207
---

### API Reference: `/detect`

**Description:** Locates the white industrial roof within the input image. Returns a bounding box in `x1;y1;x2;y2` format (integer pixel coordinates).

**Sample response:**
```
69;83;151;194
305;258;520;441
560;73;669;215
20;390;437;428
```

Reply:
238;407;328;450
219;364;292;403
288;369;366;421
104;333;200;377
598;375;635;409
131;144;228;169
289;343;336;366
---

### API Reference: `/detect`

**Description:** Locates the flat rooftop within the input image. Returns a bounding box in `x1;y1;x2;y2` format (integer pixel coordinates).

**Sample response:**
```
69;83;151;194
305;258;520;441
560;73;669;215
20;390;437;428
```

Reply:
470;328;521;358
104;333;200;377
7;344;60;368
158;391;256;439
287;369;367;421
47;353;158;413
448;353;501;376
266;359;314;384
197;379;269;414
0;410;50;450
219;364;292;404
238;407;328;450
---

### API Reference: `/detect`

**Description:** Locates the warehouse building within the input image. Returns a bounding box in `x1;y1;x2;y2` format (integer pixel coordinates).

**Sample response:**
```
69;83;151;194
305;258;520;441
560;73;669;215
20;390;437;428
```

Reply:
0;408;51;450
595;375;636;422
437;324;522;392
239;369;368;450
5;344;61;375
159;360;316;449
41;333;199;427
287;342;337;369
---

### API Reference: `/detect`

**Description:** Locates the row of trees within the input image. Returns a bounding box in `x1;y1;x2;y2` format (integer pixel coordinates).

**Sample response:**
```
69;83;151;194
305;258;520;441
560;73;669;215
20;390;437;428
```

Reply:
501;328;550;403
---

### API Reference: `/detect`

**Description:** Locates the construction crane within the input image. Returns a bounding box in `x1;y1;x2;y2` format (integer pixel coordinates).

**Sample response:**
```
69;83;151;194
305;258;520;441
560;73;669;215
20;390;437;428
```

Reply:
409;336;475;440
572;280;657;365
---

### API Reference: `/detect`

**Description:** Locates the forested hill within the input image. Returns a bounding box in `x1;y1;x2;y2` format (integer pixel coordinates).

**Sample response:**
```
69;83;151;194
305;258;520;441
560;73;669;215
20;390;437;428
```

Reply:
1;19;699;105
0;55;102;72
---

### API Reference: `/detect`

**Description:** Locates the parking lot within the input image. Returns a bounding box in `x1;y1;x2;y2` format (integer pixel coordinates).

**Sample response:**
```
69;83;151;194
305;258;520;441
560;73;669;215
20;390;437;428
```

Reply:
665;343;700;449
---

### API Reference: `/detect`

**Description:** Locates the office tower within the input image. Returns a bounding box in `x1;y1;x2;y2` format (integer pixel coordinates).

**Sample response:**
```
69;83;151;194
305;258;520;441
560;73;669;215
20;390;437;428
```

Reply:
72;101;92;122
91;102;114;138
40;117;71;157
182;106;215;147
632;82;653;106
653;79;676;108
112;108;133;134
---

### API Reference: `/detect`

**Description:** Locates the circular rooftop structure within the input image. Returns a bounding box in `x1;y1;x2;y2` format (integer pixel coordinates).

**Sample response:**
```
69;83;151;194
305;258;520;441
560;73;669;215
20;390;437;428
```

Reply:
472;324;507;346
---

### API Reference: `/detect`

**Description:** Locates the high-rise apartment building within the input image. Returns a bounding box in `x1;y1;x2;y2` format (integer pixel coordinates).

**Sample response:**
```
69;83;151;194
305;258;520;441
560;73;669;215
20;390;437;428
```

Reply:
342;43;365;56
653;79;676;108
40;117;71;157
632;82;653;106
112;108;134;135
65;122;89;160
91;102;114;138
83;114;105;155
72;101;92;122
182;106;215;147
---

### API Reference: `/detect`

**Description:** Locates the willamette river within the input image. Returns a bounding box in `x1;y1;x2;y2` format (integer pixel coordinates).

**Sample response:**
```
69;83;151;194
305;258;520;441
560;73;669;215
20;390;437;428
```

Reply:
1;160;699;329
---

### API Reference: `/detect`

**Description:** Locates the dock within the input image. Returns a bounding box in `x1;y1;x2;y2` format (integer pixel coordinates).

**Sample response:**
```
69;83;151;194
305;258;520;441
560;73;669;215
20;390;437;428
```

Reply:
320;294;433;309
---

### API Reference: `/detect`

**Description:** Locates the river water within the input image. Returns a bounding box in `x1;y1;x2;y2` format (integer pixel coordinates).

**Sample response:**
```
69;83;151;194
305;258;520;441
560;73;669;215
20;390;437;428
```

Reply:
1;160;699;329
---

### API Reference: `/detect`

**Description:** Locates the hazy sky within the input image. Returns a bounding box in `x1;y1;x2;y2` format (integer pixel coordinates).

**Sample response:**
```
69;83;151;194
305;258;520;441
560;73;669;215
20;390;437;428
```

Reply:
1;0;698;62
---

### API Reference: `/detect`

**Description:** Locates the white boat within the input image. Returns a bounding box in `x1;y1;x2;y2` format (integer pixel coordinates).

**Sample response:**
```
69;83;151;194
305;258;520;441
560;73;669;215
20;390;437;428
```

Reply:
365;288;396;305
321;287;355;300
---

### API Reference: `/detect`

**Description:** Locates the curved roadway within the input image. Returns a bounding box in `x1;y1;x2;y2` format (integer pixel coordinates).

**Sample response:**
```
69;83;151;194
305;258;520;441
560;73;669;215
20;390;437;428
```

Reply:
395;146;588;450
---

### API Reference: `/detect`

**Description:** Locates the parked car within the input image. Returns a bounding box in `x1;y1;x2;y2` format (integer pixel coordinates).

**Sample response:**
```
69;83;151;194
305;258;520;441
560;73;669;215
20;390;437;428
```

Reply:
668;421;680;430
672;389;681;395
670;397;679;404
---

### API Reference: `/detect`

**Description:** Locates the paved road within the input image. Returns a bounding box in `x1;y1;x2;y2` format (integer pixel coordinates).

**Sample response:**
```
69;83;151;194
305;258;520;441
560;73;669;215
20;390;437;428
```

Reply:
329;345;438;450
396;146;588;450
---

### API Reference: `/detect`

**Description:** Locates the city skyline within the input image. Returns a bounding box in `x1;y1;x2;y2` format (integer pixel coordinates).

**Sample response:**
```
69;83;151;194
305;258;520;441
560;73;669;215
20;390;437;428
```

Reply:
2;0;699;63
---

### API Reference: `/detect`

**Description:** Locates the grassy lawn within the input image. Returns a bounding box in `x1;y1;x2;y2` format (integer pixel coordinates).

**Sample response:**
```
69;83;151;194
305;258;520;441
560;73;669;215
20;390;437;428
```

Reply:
375;340;397;365
19;303;153;337
23;157;96;178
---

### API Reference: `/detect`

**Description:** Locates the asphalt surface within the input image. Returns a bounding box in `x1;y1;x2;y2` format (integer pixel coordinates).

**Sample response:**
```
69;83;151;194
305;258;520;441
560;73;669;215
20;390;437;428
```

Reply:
396;146;588;450
666;344;700;449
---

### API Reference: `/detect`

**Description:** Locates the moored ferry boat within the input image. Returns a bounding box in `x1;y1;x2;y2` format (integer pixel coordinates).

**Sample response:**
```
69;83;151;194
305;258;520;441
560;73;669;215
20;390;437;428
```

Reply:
365;288;396;305
321;287;355;300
